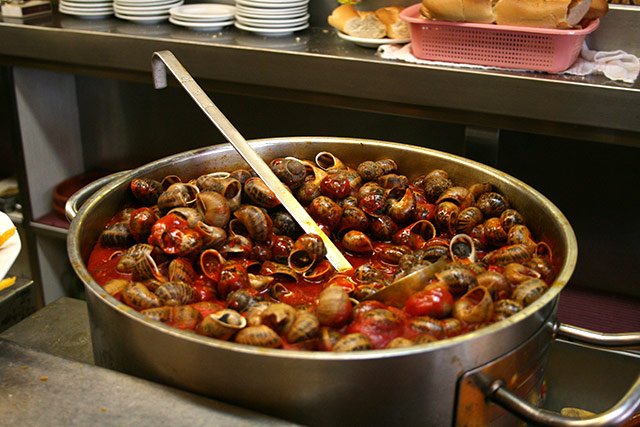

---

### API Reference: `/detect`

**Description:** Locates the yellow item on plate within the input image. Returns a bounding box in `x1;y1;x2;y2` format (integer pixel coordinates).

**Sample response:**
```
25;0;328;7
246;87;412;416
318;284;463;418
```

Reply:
0;276;16;291
0;227;16;247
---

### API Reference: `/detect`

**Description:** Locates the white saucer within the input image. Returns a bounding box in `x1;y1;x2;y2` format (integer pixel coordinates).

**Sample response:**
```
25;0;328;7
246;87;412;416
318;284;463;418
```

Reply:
335;30;410;48
60;4;114;12
234;20;308;36
169;3;235;20
0;212;20;281
59;0;111;3
115;11;169;22
169;16;233;30
235;0;308;9
235;8;307;19
235;14;308;27
59;6;114;17
115;3;179;14
115;0;178;7
61;0;113;7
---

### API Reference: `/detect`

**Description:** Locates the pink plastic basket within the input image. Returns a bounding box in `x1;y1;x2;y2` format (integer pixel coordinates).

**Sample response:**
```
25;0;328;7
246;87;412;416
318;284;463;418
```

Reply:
400;3;599;72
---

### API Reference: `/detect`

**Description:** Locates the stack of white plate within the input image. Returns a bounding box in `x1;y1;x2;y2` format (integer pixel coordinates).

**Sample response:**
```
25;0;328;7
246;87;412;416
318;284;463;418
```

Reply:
59;0;114;19
234;0;309;37
114;0;183;24
169;3;235;31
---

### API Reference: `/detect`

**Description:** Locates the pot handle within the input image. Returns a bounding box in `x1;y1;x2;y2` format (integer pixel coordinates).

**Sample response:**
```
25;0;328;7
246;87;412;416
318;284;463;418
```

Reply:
65;171;130;222
482;322;640;426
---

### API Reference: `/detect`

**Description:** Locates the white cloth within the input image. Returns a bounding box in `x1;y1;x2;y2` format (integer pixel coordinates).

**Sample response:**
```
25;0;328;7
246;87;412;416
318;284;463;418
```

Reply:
563;43;640;83
377;42;640;84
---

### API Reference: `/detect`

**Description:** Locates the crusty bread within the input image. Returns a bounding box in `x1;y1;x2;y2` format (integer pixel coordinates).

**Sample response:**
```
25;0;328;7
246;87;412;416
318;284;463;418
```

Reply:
375;6;410;39
583;0;607;20
495;0;581;28
328;4;386;39
420;0;599;28
421;0;465;21
461;0;494;24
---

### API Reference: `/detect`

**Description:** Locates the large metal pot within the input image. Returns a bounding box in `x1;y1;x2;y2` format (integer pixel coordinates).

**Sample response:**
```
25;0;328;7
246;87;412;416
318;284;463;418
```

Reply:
67;137;639;426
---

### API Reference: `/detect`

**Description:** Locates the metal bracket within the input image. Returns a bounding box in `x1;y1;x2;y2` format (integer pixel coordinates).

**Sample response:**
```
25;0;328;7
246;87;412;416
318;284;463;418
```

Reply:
463;126;500;167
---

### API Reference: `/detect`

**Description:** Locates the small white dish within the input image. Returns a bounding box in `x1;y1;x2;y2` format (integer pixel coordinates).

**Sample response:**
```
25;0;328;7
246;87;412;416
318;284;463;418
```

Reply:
0;212;20;281
235;14;308;27
60;4;114;12
115;11;169;22
59;6;114;17
59;0;111;3
235;0;308;9
61;0;113;7
169;3;234;20
335;30;410;48
115;4;178;15
169;16;233;30
115;0;178;7
234;20;308;36
235;8;306;19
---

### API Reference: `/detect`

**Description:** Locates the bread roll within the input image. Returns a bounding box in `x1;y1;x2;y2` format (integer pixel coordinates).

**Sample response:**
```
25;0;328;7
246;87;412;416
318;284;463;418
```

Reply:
328;5;386;39
420;0;598;28
375;6;410;39
583;0;608;20
420;0;465;21
494;0;590;28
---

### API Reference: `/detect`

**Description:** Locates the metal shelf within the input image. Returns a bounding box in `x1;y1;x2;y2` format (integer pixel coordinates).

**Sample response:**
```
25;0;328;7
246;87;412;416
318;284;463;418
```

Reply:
0;7;638;146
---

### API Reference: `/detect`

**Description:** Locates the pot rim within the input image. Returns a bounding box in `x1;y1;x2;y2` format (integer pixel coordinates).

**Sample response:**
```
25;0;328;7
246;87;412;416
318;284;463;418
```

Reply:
67;136;578;361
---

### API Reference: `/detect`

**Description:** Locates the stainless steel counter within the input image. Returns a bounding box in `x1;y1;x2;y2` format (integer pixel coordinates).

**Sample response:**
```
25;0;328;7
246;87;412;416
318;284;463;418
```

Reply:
1;297;638;425
0;298;298;426
0;6;638;146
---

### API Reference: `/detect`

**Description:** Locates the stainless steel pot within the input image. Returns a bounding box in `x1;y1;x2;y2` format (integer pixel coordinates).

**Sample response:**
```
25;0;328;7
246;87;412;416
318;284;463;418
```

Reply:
66;137;640;426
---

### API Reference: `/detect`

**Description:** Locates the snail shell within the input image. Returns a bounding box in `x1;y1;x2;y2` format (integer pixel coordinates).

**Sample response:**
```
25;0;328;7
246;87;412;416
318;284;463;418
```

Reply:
316;285;353;328
130;177;163;205
435;266;478;296
436;186;474;210
141;306;172;322
116;243;153;273
260;303;297;335
285;310;321;343
315;151;345;171
476;192;509;218
100;221;133;247
122;282;161;310
244;177;280;209
288;234;326;273
456;207;484;234
493;299;524;321
332;333;372;352
234;325;283;348
167;257;197;285
341;230;374;255
500;208;525;231
157;183;199;212
169;207;203;228
196;191;231;228
503;262;541;285
408;316;445;338
172;305;202;330
386;337;415;349
512;278;548;307
103;278;130;297
198;309;247;340
453;286;494;324
155;281;194;306
233;204;273;242
357;160;384;182
483;244;532;266
270;157;307;189
476;270;510;300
